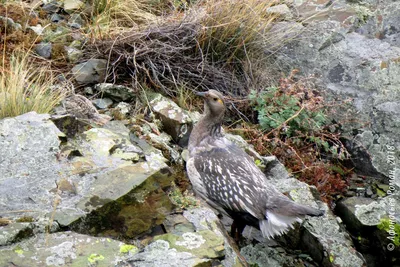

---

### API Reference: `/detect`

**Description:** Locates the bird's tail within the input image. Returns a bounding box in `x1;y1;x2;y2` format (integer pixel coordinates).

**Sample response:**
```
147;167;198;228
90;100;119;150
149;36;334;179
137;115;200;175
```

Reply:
259;201;324;239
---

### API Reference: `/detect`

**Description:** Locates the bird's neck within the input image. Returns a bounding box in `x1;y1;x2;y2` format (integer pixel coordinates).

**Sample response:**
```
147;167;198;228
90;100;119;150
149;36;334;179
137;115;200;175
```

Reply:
188;112;223;153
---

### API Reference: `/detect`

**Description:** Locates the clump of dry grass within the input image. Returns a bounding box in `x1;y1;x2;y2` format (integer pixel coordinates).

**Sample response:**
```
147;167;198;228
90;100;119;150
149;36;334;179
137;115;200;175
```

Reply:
0;53;67;118
86;0;158;38
198;0;276;67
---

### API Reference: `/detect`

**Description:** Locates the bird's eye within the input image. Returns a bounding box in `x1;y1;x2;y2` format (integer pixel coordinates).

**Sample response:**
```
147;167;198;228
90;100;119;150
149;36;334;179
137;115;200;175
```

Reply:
213;98;218;101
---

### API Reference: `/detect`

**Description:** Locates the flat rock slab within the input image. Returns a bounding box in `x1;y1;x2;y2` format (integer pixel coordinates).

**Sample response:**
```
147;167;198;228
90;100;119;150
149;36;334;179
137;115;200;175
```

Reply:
0;231;137;267
0;112;64;220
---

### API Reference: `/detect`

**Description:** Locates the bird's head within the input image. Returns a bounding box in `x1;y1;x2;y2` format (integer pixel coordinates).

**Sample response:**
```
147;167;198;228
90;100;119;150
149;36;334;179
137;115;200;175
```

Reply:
196;90;226;118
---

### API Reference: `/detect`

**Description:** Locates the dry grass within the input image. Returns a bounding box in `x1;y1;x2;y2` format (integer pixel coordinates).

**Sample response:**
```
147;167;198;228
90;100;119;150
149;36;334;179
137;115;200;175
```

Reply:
85;0;286;97
87;20;244;96
0;53;67;119
86;0;158;38
198;0;276;66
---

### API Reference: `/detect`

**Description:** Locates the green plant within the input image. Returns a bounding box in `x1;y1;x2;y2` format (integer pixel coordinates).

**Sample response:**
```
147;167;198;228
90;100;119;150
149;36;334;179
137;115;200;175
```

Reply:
378;218;400;246
168;182;198;209
0;53;66;118
249;87;326;137
235;72;351;204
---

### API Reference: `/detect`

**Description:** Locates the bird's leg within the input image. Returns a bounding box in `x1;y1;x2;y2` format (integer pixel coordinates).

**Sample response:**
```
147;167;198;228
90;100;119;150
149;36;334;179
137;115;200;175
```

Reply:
231;220;246;243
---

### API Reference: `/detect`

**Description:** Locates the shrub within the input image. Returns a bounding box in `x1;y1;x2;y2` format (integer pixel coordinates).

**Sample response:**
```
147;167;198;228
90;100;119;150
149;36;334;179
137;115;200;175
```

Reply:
0;53;66;118
235;71;351;204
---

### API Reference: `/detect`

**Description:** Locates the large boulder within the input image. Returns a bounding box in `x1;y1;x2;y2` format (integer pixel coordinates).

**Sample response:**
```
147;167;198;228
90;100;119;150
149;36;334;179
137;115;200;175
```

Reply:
0;112;174;243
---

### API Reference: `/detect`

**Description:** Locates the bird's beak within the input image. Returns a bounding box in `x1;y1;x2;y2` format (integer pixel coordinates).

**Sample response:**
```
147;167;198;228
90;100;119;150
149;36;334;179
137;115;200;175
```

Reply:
196;92;207;98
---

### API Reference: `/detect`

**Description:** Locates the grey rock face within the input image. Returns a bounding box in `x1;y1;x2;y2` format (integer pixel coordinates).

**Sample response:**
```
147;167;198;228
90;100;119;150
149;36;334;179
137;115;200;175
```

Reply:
72;59;107;84
274;0;400;178
0;112;172;241
0;112;63;219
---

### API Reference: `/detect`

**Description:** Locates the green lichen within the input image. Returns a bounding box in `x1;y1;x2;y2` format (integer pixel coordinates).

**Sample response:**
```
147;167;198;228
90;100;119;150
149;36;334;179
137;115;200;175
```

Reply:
376;187;386;197
88;254;105;264
119;244;138;254
329;254;334;263
377;218;400;246
14;247;23;255
16;216;34;223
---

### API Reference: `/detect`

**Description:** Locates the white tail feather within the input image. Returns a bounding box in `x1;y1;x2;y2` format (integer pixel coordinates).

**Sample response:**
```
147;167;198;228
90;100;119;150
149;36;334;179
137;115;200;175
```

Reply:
259;212;303;239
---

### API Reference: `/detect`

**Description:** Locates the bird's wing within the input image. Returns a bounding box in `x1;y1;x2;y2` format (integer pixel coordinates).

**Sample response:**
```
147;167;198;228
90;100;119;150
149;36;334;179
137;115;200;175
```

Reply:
190;138;266;219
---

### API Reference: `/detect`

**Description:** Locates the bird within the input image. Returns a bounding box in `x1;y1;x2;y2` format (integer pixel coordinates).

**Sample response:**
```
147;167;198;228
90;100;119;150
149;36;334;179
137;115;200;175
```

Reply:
62;94;111;125
186;89;324;239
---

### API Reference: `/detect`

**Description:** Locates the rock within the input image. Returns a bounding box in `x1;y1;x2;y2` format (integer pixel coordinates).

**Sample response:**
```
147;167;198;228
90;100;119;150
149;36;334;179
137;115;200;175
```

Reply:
117;240;208;267
51;114;93;138
93;83;136;102
65;46;82;63
0;112;174;241
42;1;60;13
0;223;34;247
35;42;52;59
149;93;193;146
123;206;246;266
0;112;64;221
63;0;85;13
355;1;400;47
273;6;400;178
183;207;247;266
154;231;224;259
365;186;374;197
43;25;70;42
335;196;400;265
112;102;131;120
68;13;85;29
50;13;63;23
0;16;22;31
266;4;293;20
0;232;138;267
257;156;366;267
92;98;113;109
241;243;312;267
72;59;107;84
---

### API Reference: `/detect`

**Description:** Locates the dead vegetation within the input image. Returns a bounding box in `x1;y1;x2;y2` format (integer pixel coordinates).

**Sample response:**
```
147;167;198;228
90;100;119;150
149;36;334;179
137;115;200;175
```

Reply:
85;0;280;97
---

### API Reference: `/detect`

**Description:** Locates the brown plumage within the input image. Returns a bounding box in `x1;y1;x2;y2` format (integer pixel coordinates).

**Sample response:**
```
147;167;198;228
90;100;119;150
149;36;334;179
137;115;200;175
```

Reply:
63;94;111;125
187;90;324;239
